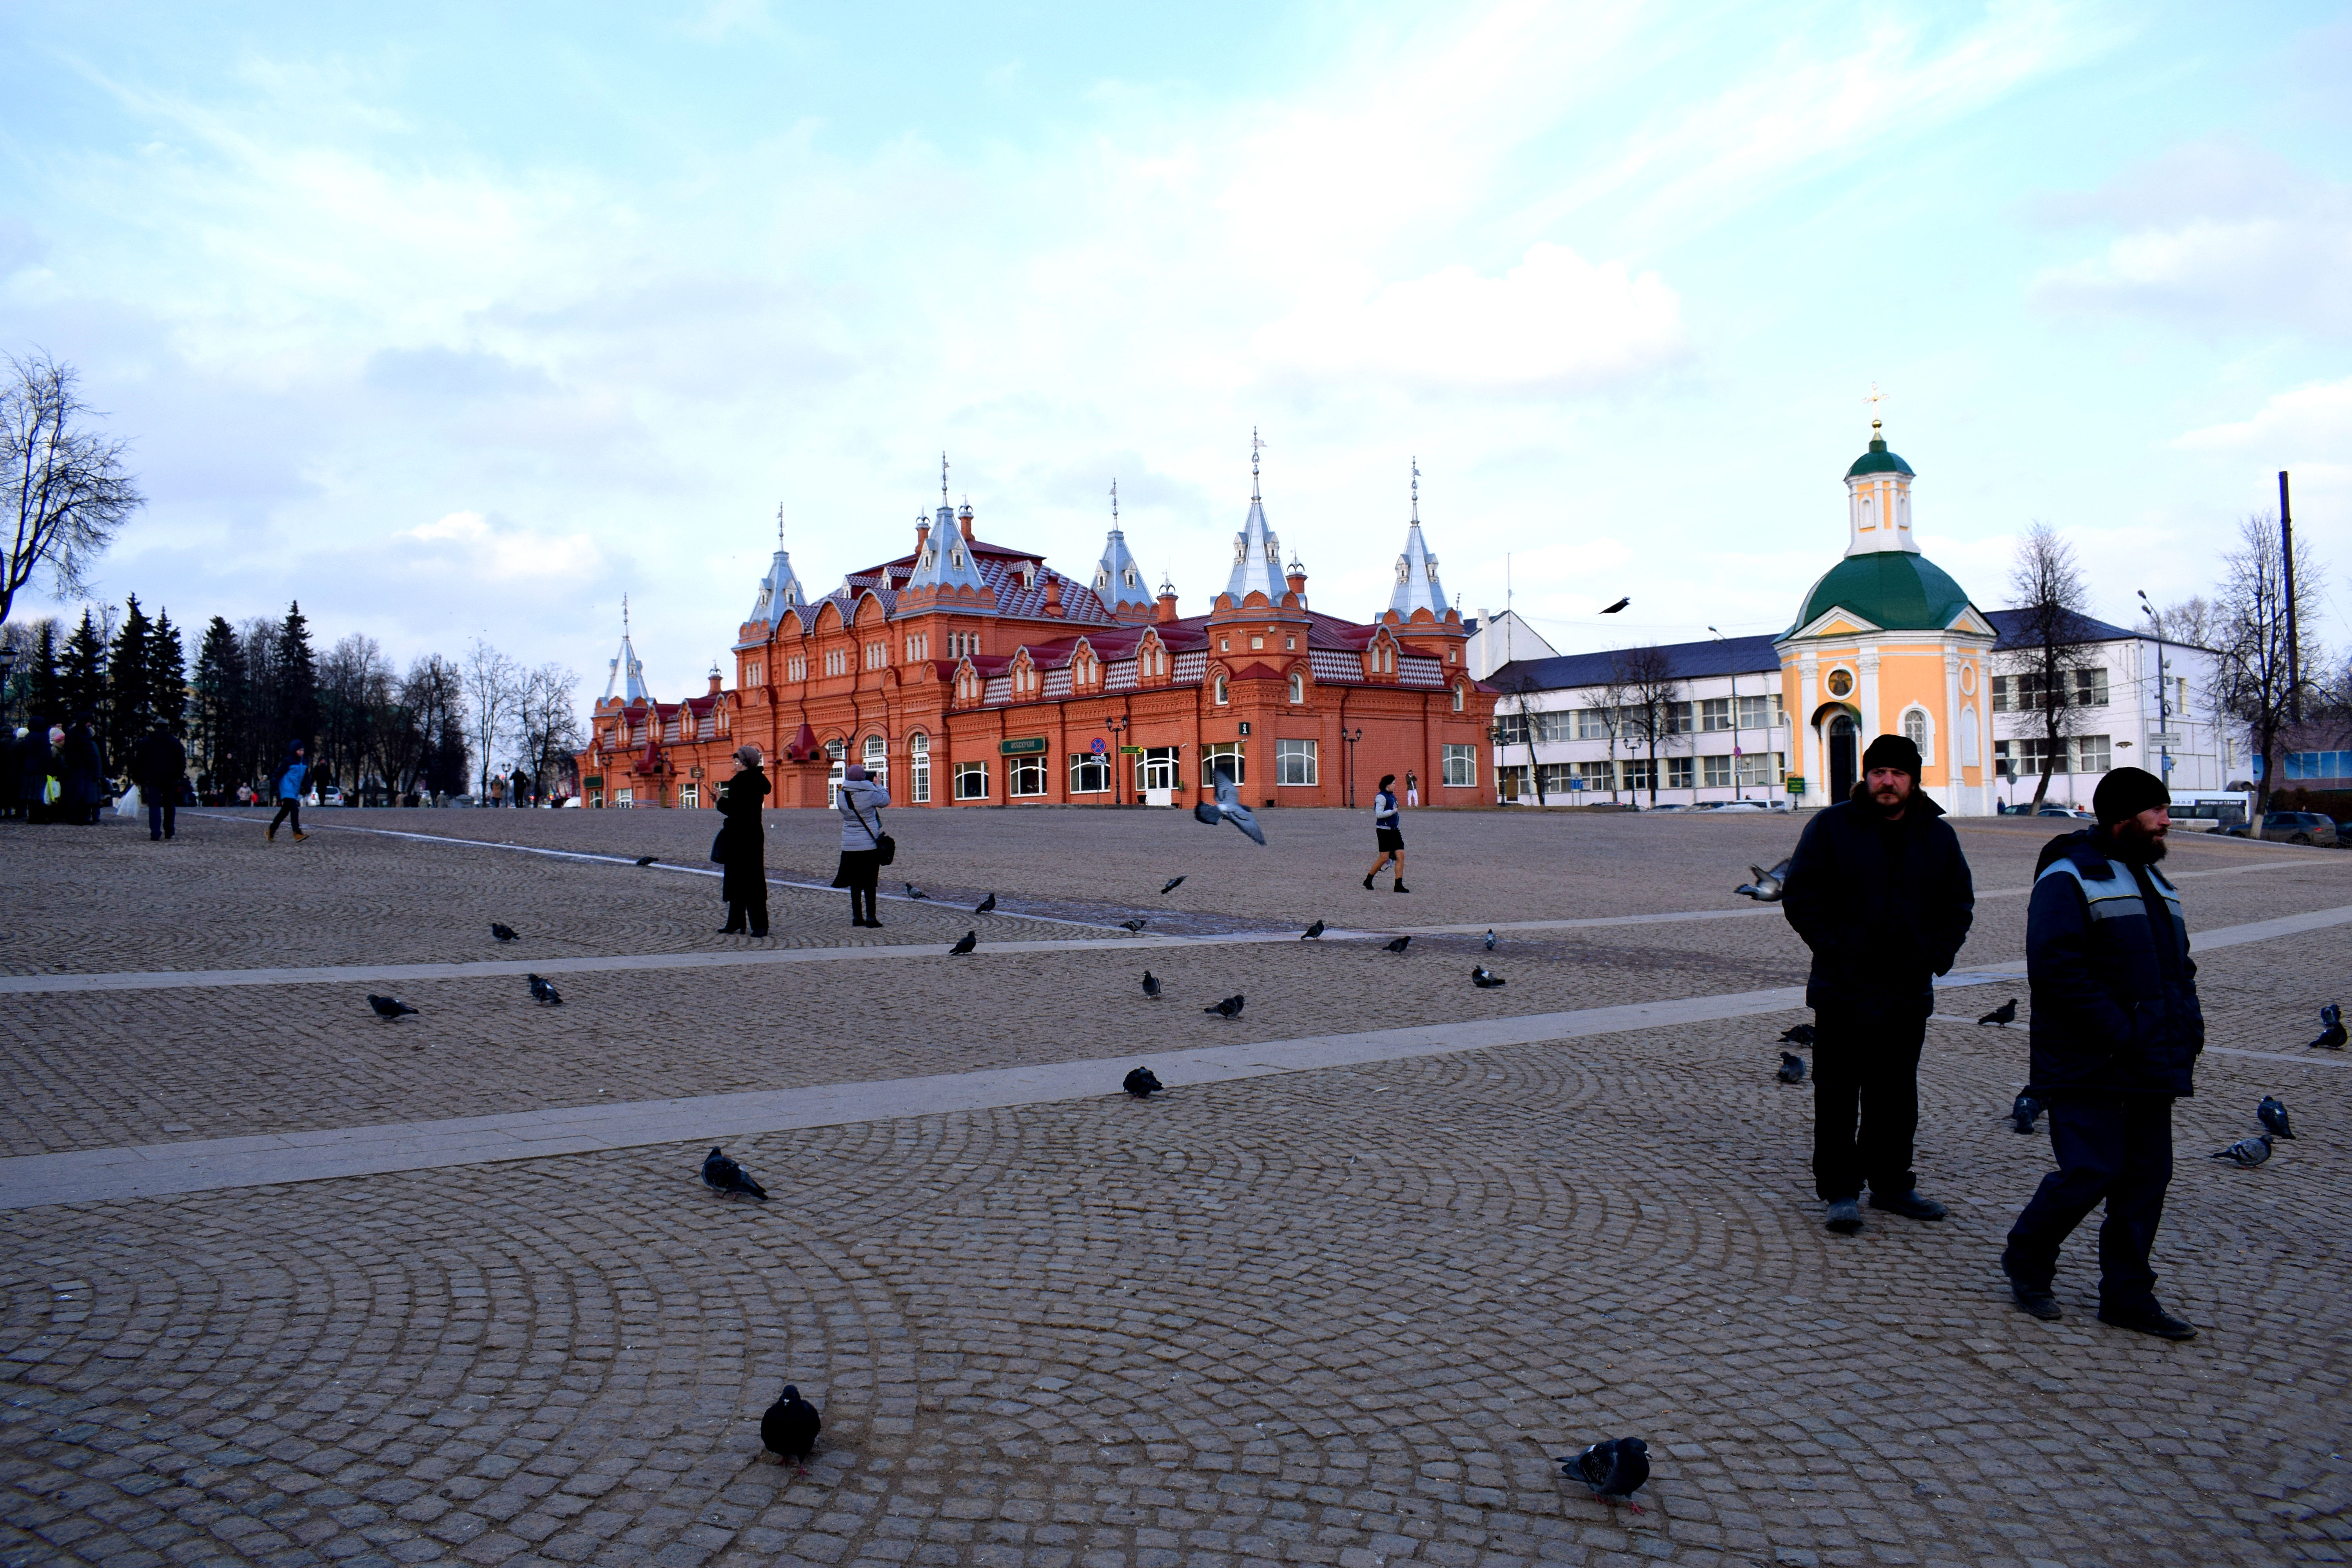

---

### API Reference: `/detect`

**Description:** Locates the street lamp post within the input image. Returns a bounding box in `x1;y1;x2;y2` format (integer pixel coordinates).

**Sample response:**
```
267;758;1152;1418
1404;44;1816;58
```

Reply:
2137;590;2170;784
1709;627;1740;802
1105;715;1128;806
1343;727;1364;810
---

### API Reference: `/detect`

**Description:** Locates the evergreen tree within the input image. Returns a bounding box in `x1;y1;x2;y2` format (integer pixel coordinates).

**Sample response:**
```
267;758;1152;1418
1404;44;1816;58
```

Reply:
192;615;249;791
58;608;107;723
148;609;187;735
274;600;318;747
21;620;62;724
107;593;153;760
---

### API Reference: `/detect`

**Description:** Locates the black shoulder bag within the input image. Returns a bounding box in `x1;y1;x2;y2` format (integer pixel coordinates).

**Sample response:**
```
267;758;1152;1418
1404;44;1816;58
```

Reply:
848;793;896;866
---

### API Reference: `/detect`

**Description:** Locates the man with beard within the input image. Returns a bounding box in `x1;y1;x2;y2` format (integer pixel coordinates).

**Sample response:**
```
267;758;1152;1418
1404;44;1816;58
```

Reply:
1782;733;1976;1236
2001;767;2202;1338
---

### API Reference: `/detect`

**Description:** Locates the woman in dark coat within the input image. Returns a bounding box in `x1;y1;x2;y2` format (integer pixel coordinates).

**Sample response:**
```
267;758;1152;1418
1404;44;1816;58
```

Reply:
58;717;104;824
831;762;891;927
18;721;53;823
713;745;770;936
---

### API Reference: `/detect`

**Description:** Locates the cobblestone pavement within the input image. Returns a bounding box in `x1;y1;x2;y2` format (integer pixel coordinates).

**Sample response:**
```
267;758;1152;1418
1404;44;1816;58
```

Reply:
3;810;2349;1566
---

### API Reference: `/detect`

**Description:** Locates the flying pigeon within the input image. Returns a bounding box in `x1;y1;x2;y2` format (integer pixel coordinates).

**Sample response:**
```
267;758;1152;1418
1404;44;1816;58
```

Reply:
1142;970;1161;1000
760;1383;821;1466
1779;1024;1816;1047
1122;1066;1164;1098
1483;929;1497;951
1192;771;1267;845
1384;935;1412;954
490;923;518;943
1777;1052;1806;1084
1558;1437;1649;1510
904;882;930;900
701;1147;769;1200
1119;918;1148;934
948;931;978;956
1979;998;2019;1027
2008;1092;2043;1134
1160;876;1186;896
975;892;997;915
527;973;563;1006
635;856;658;867
1204;995;1244;1020
2310;1002;2347;1050
367;994;418;1020
1301;920;1325;940
2209;1134;2273;1169
1600;597;1632;615
1734;858;1792;902
2257;1096;2294;1139
1471;966;1506;988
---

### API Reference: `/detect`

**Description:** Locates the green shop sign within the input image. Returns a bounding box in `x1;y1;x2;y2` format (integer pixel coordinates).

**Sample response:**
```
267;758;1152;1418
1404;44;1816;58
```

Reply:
999;736;1048;756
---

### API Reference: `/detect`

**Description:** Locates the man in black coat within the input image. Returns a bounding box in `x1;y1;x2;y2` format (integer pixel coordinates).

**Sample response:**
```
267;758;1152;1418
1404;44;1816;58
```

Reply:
711;746;770;937
2001;767;2201;1339
1782;733;1975;1235
132;721;188;841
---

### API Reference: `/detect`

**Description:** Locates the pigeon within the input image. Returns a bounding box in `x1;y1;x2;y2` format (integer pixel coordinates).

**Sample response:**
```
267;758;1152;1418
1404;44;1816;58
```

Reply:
1142;970;1161;1000
904;882;930;900
1558;1437;1649;1510
1204;995;1244;1020
759;1383;821;1466
1160;876;1187;896
1301;920;1325;940
947;931;977;956
1122;1066;1164;1098
490;922;518;943
1600;596;1632;615
1483;929;1497;951
1777;1052;1806;1084
527;973;564;1006
1978;998;2019;1027
634;856;658;867
1471;966;1506;988
701;1147;769;1200
2209;1134;2273;1169
2008;1092;2043;1134
2310;1002;2347;1050
367;994;418;1020
1734;858;1792;902
975;892;997;915
1119;918;1148;934
1384;935;1412;954
1778;1024;1816;1047
1191;770;1267;845
2257;1096;2294;1139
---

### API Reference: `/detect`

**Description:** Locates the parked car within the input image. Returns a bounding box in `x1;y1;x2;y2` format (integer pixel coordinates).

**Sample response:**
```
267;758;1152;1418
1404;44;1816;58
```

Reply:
320;788;345;806
2036;805;2094;819
1711;800;1770;812
2236;810;2340;847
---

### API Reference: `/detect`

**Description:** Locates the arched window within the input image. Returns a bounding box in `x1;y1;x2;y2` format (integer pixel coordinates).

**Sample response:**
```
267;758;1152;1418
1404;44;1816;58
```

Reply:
910;731;931;803
1289;671;1304;704
864;734;887;784
1900;705;1936;766
1452;681;1465;712
1214;673;1229;705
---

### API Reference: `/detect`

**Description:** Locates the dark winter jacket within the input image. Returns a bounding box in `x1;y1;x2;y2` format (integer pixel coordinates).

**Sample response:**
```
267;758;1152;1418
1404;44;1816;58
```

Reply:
712;766;769;903
58;724;103;804
18;724;53;804
2025;829;2202;1098
132;731;188;797
1782;793;1975;1014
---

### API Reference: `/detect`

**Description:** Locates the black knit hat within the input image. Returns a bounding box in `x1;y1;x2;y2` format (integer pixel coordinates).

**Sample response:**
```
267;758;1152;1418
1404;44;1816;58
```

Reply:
2093;765;2169;826
1860;733;1922;779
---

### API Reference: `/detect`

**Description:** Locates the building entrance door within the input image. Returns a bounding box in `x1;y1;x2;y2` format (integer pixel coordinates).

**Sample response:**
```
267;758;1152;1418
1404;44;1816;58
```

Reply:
1828;714;1858;802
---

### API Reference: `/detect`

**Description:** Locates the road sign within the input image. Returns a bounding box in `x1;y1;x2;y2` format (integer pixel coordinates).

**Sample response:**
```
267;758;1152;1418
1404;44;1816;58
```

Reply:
2148;732;2184;747
1090;737;1107;755
1117;745;1143;755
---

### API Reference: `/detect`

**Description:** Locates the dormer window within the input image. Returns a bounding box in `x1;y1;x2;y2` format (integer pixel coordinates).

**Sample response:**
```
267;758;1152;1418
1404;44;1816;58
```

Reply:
1289;671;1304;703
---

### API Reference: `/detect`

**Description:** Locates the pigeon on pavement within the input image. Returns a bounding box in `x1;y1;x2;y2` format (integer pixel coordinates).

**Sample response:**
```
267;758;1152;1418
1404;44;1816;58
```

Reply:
1204;995;1244;1020
1558;1437;1649;1510
1779;1024;1816;1047
2310;1002;2347;1050
1301;920;1325;940
1192;771;1267;845
701;1147;769;1200
527;974;564;1006
948;931;978;956
1142;971;1161;1000
904;882;930;900
368;994;418;1020
491;923;518;942
1734;858;1792;902
635;856;658;867
760;1384;821;1466
975;893;997;915
1123;1066;1164;1098
1119;919;1148;934
1484;929;1497;951
2008;1092;2043;1134
1160;876;1186;896
1978;998;2019;1027
1777;1052;1806;1084
1472;967;1506;989
2209;1134;2273;1168
1384;935;1412;954
2258;1096;2294;1139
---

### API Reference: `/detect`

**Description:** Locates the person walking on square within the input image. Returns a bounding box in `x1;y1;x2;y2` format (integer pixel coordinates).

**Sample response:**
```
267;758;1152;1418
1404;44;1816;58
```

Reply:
1363;773;1408;893
1782;733;1974;1235
1405;769;1419;808
132;721;187;842
2001;768;2202;1339
266;740;309;841
713;744;770;936
833;761;891;928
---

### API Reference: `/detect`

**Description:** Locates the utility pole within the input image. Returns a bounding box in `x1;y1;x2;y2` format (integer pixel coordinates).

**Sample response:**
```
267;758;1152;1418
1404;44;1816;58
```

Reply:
2138;590;2169;783
2281;470;2300;725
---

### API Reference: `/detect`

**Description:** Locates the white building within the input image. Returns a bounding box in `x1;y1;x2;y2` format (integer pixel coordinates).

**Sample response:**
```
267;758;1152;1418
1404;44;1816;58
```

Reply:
1984;611;2238;809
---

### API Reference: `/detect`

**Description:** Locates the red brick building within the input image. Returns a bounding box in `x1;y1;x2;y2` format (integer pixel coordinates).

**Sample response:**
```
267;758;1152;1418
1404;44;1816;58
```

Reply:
578;455;1496;812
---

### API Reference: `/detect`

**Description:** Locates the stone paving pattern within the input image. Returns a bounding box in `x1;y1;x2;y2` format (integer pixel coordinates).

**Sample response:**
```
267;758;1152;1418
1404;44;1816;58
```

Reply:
3;808;2348;1566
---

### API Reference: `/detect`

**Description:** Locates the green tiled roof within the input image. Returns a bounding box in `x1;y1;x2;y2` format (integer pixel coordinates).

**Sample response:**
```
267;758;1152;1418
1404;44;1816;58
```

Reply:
1789;550;1978;635
1845;437;1914;478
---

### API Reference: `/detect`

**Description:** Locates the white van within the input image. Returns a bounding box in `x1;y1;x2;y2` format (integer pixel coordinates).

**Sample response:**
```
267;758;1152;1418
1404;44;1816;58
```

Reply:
2166;790;2252;833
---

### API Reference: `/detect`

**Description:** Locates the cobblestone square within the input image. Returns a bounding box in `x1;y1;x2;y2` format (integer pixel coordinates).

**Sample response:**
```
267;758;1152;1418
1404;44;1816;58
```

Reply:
3;806;2348;1567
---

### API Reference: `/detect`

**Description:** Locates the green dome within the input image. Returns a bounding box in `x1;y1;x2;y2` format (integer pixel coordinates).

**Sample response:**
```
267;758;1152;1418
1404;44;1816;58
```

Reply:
1790;550;1978;634
1845;436;1914;478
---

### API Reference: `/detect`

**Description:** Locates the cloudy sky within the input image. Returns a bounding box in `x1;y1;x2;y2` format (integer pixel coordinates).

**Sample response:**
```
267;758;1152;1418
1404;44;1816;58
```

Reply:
3;1;2347;699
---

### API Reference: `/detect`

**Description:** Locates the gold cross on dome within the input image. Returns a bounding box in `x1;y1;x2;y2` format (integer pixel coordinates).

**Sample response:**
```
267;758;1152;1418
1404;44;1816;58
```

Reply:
1863;383;1887;429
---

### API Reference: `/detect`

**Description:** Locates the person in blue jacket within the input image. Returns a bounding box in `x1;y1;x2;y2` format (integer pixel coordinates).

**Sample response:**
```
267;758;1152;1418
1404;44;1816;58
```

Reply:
267;740;310;842
2002;767;2202;1339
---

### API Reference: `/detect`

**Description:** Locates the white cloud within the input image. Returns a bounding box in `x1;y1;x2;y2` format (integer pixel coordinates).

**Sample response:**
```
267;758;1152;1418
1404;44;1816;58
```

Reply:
2174;376;2352;460
401;511;604;584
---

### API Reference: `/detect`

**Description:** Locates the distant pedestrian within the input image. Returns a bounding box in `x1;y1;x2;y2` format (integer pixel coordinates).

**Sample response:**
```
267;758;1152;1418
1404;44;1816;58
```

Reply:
132;722;188;842
1405;769;1419;808
1363;773;1409;893
833;762;892;927
19;722;54;823
1781;733;1974;1235
488;772;506;808
510;767;530;807
267;741;310;842
58;717;103;824
2001;768;2203;1340
713;745;770;936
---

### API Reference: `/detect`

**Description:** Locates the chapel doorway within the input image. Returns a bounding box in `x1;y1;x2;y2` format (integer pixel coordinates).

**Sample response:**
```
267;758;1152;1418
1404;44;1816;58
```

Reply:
1828;714;1859;802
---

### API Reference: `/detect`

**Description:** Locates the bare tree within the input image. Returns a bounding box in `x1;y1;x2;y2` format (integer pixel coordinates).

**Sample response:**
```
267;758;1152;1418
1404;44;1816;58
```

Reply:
461;639;524;798
1997;523;2103;808
1615;644;1682;807
2213;513;2325;810
399;654;468;799
2;352;144;625
2149;595;2214;648
516;662;584;804
1595;653;1635;805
